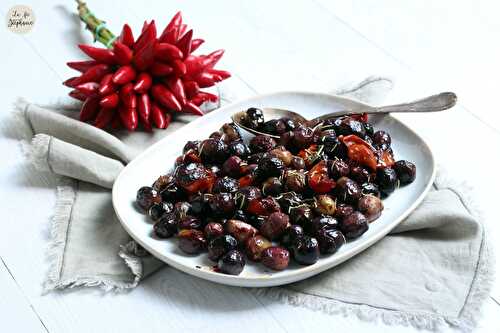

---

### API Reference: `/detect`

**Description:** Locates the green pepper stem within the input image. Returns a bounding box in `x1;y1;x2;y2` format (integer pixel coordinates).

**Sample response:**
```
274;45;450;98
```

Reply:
75;0;116;49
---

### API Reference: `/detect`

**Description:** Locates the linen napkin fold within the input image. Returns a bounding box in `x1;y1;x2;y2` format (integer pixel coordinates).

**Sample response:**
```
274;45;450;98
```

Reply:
17;77;494;331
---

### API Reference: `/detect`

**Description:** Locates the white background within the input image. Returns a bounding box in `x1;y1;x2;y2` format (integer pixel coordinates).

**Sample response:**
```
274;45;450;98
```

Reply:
0;0;499;332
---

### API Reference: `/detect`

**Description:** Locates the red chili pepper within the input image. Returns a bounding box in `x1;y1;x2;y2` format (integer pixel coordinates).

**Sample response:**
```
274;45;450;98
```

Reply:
113;41;133;65
171;59;187;76
165;77;187;105
150;62;173;77
183;101;203;116
68;90;87;101
119;106;138;131
154;43;183;60
164;112;172;129
112;65;136;85
120;83;137;108
159;11;182;43
184;55;205;77
133;72;152;94
78;44;116;64
340;135;378;171
118;24;135;48
190;38;204;52
74;82;100;96
76;64;111;86
94;108;115;128
98;74;115;96
67;60;97;73
63;77;80;88
197;91;219;102
138;94;152;132
183;81;199;99
133;41;156;71
307;160;336;194
176;29;193;59
195;72;218;88
151;85;182;112
111;113;122;130
207;69;231;80
134;20;157;52
151;102;167;129
202;49;224;68
178;24;188;39
99;93;119;109
80;96;100;121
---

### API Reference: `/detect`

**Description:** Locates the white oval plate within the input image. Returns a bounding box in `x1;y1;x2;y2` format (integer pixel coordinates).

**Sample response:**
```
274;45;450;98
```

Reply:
112;91;436;287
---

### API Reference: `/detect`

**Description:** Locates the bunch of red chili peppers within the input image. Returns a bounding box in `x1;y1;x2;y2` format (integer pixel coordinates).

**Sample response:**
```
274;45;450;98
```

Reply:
65;6;230;131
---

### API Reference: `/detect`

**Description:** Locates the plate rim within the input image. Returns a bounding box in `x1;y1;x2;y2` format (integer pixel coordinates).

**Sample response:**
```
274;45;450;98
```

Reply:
112;91;436;287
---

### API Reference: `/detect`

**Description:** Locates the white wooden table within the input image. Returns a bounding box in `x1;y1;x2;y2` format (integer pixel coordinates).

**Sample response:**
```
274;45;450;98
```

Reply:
1;1;499;331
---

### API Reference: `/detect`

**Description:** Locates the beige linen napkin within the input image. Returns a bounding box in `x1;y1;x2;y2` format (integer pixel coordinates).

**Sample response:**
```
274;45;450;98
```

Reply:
17;78;494;331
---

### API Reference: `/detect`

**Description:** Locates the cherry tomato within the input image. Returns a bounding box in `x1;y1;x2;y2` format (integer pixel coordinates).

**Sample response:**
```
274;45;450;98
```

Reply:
307;160;336;194
341;135;378;171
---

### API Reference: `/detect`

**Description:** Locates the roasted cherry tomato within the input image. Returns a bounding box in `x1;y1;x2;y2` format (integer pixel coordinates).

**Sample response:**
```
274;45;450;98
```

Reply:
340;135;378;171
307;160;336;194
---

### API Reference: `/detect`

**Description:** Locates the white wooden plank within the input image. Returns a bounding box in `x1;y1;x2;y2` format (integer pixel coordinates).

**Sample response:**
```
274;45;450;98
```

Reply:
0;258;47;333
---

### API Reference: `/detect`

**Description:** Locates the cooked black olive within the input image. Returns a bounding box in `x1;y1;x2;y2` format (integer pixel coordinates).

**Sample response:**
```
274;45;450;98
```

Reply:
178;215;203;230
247;152;266;164
136;186;161;210
261;247;290;271
281;224;304;249
232;209;249;223
218;249;245;275
222;156;243;178
206;164;222;177
269;147;293;166
247;215;266;229
282;117;299;131
376;167;398;196
394;160;416;184
208;235;238;261
289;205;313;228
329;159;350;179
278;131;295;149
290;156;306;170
244;107;265;129
284;170;307;193
260;212;290;240
152;174;173;192
220;122;242;143
249;135;277;153
174;201;192;219
208;193;236;218
336;117;366;137
257;156;284;179
335;177;362;204
177;229;207;254
310;215;340;236
350;166;371;184
317;229;346;254
358;195;384;222
183;140;201;153
292;126;316;149
335;203;354;221
313;194;336;216
225;219;258;243
160;181;186;202
209;131;223;140
246;235;272;261
277;191;303;213
292;236;320;265
262;119;287;135
360;182;381;198
228;141;251;158
204;222;224;240
175;162;214;194
213;176;239;193
363;122;374;136
341;211;369;239
153;213;177;238
199;138;228;163
372;130;391;147
262;177;283;196
148;202;173;221
235;186;262;210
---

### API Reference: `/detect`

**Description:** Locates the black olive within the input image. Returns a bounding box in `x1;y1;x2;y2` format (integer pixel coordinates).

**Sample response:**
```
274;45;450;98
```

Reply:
220;122;242;143
228;141;251;158
199;138;229;163
148;202;173;221
222;156;243;178
160;181;186;202
174;201;192;219
335;177;362;204
208;192;236;218
335;203;354;221
152;174;173;192
350;166;371;184
175;162;214;194
136;186;161;210
282;117;299;131
363;122;374;136
208;235;238;261
260;212;290;240
376;167;398;196
372;130;391;147
336;117;366;137
218;250;245;275
233;209;249;223
393;160;416;184
284;170;307;193
177;229;207;254
292;126;316;149
289;205;313;228
261;247;290;271
247;215;266;229
204;222;224;240
277;191;303;213
244;107;265;129
249;135;277;153
317;229;346;254
257;156;284;179
153;213;178;238
235;186;262;210
262;119;287;135
329;159;350;179
290;156;306;170
360;182;381;198
183;140;201;153
213;176;239;193
310;216;340;236
358;195;384;222
262;177;283;196
178;215;203;230
292;236;320;265
341;211;369;239
281;224;304;249
247;152;266;164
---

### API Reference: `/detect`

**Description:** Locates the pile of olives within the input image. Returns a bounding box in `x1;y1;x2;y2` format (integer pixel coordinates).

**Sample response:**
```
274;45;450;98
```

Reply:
136;107;416;275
